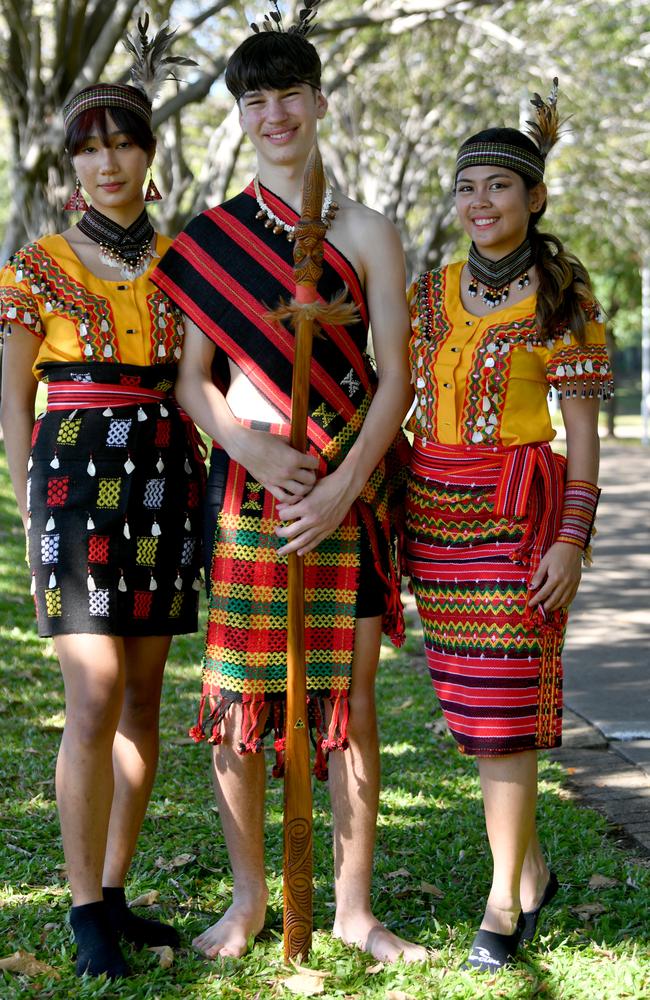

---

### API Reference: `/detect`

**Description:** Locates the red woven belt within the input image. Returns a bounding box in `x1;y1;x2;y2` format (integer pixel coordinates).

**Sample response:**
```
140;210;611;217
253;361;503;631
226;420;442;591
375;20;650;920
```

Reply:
46;381;169;411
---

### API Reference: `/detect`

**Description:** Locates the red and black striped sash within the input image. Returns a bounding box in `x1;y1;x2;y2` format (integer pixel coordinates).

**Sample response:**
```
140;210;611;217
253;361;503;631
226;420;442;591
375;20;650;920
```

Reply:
151;181;372;456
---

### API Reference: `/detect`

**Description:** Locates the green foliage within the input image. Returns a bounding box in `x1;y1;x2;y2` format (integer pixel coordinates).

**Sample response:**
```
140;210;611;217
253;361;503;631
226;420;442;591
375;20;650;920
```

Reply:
1;442;649;997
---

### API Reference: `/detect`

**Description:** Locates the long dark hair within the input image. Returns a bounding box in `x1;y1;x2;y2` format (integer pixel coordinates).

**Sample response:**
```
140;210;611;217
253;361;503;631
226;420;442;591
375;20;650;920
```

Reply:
524;184;597;347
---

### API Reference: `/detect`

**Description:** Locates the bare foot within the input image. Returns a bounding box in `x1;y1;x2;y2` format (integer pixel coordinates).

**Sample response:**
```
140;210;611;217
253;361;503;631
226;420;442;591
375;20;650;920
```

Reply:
333;914;428;964
192;897;267;959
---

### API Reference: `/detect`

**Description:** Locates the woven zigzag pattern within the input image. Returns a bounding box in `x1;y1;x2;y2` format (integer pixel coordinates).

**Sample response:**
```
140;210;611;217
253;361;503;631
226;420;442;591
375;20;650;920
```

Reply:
419;621;540;659
415;585;528;617
407;443;564;756
407;510;523;544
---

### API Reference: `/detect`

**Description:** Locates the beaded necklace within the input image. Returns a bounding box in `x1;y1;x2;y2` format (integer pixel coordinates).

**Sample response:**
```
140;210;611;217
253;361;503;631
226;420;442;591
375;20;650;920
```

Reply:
253;175;338;242
77;206;157;279
467;238;535;307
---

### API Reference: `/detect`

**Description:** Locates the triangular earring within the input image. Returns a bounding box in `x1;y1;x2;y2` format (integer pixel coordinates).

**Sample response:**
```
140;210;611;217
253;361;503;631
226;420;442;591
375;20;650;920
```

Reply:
63;178;89;212
144;170;163;202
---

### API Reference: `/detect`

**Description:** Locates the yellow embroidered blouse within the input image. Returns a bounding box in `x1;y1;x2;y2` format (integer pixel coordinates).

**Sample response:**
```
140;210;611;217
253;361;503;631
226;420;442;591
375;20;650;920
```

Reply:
0;234;184;379
407;261;612;448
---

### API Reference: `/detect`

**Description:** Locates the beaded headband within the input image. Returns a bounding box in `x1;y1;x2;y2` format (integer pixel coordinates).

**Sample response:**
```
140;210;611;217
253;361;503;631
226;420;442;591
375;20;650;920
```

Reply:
455;79;562;184
455;140;545;183
63;84;152;131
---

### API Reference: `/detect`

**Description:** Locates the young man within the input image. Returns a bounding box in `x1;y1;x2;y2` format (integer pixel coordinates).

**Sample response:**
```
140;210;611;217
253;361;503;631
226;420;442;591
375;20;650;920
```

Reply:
153;29;425;964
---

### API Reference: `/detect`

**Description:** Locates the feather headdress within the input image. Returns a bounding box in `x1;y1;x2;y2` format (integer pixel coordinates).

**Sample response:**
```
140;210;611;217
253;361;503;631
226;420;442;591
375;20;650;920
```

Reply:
251;0;321;36
526;77;562;159
124;12;197;103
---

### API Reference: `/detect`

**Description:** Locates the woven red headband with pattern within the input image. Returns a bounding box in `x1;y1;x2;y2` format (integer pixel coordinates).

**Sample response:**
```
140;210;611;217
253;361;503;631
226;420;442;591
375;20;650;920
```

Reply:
63;84;152;133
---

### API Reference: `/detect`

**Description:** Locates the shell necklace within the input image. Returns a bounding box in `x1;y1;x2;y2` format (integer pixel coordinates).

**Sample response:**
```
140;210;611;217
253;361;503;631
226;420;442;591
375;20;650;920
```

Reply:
253;175;338;242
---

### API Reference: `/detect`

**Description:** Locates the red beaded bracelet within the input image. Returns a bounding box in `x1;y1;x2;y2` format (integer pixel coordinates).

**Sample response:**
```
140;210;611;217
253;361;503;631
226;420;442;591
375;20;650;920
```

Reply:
556;479;601;551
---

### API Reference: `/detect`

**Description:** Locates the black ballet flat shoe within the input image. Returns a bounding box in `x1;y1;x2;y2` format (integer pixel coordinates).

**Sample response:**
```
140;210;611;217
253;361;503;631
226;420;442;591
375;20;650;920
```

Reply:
462;913;524;973
520;871;559;942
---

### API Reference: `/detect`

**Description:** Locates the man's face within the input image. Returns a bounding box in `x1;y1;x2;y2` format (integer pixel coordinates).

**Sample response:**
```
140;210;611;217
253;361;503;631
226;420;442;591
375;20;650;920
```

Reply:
238;84;327;169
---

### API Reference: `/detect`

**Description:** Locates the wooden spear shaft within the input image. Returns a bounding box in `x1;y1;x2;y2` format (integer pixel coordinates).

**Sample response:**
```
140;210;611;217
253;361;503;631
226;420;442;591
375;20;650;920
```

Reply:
283;145;328;962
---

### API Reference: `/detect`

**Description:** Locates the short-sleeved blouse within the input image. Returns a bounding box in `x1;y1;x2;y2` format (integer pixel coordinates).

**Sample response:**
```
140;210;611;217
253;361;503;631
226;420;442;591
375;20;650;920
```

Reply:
407;260;613;447
0;234;184;378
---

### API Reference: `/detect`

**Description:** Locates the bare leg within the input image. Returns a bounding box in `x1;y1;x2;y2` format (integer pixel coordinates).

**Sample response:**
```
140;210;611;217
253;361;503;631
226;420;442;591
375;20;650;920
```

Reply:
102;635;171;887
55;634;125;906
192;705;269;959
477;750;539;934
331;616;427;963
520;828;550;912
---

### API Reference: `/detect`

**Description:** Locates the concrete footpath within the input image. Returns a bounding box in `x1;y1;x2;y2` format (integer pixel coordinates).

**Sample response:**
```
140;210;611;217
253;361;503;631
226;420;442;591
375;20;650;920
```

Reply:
550;441;650;852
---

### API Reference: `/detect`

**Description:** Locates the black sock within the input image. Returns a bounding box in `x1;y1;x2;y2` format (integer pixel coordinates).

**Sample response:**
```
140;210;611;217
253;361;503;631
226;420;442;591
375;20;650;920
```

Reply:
69;900;129;979
103;886;180;949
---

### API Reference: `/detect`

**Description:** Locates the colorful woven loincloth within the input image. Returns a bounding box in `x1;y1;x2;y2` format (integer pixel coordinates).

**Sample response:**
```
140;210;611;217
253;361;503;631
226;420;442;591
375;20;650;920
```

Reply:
406;439;567;756
193;433;360;778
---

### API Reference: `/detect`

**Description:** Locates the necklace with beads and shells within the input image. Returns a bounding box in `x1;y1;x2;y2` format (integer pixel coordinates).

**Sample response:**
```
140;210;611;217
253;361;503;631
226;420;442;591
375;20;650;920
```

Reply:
253;175;338;242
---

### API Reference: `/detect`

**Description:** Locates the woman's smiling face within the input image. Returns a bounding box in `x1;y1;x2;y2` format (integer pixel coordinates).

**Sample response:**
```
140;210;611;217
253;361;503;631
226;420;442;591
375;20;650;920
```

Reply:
455;165;546;259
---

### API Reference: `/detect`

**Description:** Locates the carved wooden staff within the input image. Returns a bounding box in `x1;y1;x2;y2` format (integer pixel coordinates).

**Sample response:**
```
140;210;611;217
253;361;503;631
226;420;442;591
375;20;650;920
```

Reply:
270;146;357;961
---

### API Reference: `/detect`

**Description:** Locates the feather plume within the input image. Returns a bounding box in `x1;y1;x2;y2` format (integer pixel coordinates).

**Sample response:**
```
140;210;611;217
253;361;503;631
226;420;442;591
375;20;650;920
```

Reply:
251;1;321;36
289;0;321;36
267;287;359;331
525;77;563;158
123;13;197;103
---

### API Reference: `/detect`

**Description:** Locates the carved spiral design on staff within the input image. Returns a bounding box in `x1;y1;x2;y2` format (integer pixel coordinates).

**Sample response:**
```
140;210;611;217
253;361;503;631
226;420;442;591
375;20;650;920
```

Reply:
284;816;313;957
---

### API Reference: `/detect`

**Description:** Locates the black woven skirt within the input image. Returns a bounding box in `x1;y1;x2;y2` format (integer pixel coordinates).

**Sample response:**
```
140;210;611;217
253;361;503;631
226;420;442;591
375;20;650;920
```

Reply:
27;362;206;637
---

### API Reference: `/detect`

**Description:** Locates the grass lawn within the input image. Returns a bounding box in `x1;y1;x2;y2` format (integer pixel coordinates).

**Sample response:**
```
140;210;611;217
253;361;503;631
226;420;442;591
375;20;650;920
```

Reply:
1;442;649;999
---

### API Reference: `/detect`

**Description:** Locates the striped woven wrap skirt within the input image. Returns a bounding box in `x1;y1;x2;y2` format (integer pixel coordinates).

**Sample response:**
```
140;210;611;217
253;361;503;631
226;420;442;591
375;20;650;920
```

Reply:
27;362;206;637
406;438;567;757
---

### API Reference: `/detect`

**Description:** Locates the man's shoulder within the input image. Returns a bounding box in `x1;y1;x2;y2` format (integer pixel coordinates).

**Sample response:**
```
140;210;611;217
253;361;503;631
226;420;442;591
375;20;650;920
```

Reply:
337;194;397;233
334;195;403;273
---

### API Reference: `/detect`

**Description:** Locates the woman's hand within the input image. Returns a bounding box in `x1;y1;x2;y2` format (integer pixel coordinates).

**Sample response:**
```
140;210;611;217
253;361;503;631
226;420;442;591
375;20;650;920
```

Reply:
527;541;583;612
